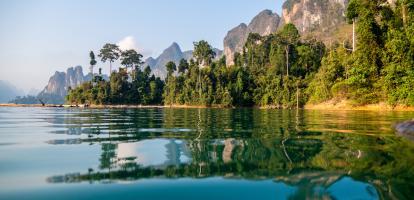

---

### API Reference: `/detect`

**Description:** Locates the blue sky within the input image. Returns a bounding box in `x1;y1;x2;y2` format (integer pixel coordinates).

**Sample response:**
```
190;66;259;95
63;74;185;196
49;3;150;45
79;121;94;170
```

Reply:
0;0;284;92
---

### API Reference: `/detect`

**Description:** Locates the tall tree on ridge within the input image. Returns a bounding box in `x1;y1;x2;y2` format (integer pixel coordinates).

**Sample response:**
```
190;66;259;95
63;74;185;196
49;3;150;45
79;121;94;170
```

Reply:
346;0;360;52
278;23;300;77
193;40;216;67
98;43;121;76
121;49;143;72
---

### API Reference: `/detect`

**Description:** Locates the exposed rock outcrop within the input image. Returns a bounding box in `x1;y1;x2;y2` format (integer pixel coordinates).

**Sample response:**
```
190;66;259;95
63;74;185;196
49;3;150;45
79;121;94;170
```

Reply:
281;0;349;33
223;1;350;66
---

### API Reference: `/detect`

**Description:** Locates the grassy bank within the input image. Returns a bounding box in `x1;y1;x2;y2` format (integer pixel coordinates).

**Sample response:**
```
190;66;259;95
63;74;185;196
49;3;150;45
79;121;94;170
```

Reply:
304;100;414;111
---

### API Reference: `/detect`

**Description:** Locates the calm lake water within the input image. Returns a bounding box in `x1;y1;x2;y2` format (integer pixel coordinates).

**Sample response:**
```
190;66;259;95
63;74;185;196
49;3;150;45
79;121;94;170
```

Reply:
0;107;413;200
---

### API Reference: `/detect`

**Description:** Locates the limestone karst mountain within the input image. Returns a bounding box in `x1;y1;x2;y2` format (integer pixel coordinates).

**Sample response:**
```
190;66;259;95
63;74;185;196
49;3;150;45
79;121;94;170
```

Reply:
223;0;351;66
37;66;91;104
10;66;107;104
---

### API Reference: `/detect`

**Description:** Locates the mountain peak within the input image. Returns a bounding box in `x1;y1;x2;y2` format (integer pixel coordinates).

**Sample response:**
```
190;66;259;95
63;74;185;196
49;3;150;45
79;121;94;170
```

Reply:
168;42;181;50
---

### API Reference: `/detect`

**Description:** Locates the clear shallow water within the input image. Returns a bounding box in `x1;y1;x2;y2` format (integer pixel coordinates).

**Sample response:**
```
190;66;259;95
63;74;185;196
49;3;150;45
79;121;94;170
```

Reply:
0;107;413;200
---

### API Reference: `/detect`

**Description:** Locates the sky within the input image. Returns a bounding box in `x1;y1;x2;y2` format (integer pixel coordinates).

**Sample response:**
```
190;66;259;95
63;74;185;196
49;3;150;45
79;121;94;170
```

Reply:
0;0;284;93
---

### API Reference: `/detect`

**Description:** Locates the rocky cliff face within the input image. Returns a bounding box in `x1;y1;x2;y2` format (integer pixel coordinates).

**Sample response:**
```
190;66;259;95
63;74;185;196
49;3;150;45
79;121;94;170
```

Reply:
281;0;348;33
144;43;223;79
223;1;349;66
38;66;93;104
224;10;281;66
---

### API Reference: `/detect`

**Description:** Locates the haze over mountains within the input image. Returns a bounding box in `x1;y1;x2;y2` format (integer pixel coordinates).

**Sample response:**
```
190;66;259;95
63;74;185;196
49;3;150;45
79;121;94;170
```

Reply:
0;80;24;103
6;0;352;104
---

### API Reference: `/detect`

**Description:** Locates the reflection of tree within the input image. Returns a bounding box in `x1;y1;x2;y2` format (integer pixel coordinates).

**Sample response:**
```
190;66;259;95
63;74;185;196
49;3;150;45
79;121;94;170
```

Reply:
49;136;324;181
46;108;414;199
100;143;117;170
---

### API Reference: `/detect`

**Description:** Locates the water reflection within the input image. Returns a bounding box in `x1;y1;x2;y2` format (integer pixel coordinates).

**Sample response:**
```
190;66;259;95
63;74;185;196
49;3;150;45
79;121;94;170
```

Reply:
41;108;414;199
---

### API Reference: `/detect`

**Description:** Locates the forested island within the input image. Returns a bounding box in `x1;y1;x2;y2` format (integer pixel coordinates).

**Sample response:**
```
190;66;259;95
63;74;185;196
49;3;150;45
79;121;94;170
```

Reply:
67;1;414;108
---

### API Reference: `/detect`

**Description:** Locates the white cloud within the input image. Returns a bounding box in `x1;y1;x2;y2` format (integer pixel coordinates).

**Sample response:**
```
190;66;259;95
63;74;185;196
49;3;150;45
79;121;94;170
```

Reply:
117;36;152;57
117;36;138;51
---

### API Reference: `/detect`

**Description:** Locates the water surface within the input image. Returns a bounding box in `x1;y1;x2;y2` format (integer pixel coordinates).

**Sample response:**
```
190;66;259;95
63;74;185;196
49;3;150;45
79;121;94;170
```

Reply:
0;107;413;199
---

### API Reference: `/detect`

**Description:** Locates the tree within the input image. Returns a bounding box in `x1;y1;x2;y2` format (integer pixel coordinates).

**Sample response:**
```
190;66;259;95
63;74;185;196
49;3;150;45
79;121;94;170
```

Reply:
120;49;143;72
178;59;189;74
144;66;152;77
166;61;177;77
89;51;97;79
98;43;121;75
277;23;300;76
346;0;360;52
193;40;216;67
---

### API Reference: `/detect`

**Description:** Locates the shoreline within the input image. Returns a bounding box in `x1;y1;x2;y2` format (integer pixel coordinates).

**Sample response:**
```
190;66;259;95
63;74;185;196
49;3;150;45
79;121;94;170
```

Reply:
1;102;414;111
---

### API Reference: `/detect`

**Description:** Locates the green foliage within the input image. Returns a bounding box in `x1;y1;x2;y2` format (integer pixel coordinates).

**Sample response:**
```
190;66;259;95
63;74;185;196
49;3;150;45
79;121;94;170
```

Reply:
162;25;323;108
120;49;143;70
67;61;164;105
165;61;177;76
193;40;216;66
89;51;97;67
98;43;121;73
308;0;414;106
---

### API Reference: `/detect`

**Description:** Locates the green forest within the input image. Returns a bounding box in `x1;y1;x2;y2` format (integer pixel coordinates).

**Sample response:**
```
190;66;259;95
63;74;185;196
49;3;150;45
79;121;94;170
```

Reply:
67;0;414;107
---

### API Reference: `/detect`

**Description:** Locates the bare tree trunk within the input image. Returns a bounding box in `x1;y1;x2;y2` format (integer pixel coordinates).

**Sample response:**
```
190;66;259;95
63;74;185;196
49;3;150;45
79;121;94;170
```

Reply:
352;18;356;52
109;61;112;76
90;65;94;82
402;3;407;27
296;85;299;109
286;45;289;77
198;71;201;100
